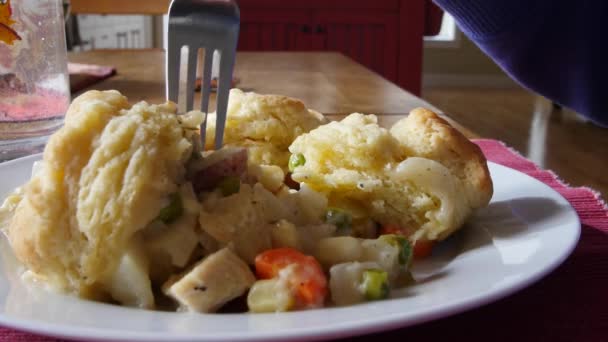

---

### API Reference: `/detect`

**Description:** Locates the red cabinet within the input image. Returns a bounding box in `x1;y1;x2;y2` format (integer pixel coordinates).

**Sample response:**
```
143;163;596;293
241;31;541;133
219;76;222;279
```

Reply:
238;11;310;51
314;11;399;84
237;0;428;95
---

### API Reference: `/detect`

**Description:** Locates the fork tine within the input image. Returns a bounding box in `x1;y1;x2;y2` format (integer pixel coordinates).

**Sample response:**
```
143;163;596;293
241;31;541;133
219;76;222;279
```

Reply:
200;48;214;115
167;0;239;150
185;46;199;112
166;37;180;103
214;49;236;150
199;48;214;148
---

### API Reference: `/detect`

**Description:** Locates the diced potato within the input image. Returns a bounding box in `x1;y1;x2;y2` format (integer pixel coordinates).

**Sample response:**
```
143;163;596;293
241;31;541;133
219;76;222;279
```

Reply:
199;183;289;263
305;223;337;240
247;278;294;313
316;236;362;269
291;184;328;225
104;237;154;309
248;164;285;193
255;183;294;223
316;235;409;292
232;222;273;264
275;185;292;198
163;248;255;313
329;262;381;306
360;239;401;281
271;220;301;249
297;223;337;254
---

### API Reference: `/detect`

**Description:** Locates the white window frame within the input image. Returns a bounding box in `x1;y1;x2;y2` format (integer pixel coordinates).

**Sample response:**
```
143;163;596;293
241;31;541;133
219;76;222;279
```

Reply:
424;14;461;48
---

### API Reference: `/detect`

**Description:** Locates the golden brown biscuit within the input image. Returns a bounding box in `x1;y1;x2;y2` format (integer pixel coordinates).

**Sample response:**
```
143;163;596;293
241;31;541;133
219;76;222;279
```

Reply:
205;89;328;171
7;90;202;297
289;109;493;242
390;108;493;210
288;113;406;194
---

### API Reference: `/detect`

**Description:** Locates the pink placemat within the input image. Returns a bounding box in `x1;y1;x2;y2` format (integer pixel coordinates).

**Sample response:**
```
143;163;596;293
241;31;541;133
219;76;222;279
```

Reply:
0;139;606;341
351;139;608;342
68;63;116;93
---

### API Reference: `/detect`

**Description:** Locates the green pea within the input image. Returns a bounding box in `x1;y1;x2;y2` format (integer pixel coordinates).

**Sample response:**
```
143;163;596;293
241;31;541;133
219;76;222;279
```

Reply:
288;153;306;172
361;269;390;301
325;208;352;232
157;193;183;224
218;176;241;196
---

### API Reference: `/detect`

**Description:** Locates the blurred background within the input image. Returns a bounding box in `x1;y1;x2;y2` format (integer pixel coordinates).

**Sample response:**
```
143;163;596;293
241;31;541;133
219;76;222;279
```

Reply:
64;0;510;91
62;0;606;196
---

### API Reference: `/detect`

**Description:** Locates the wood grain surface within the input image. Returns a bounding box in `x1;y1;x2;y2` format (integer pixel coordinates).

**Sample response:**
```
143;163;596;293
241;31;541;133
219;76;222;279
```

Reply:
69;0;404;14
68;50;473;136
423;87;608;197
70;0;170;15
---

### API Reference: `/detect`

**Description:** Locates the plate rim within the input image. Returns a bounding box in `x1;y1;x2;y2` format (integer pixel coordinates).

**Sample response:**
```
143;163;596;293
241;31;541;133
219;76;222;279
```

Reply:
0;156;581;342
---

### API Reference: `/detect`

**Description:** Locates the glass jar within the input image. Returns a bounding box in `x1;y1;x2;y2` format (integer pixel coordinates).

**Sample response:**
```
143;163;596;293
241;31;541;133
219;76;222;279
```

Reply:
0;0;70;161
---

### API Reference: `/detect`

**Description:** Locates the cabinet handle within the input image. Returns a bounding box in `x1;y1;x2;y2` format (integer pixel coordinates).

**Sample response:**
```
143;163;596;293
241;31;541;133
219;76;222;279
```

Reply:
301;25;311;33
315;25;326;34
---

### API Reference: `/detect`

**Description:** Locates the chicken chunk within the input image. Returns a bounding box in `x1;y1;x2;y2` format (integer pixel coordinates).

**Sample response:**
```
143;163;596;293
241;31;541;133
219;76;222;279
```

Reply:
163;248;255;313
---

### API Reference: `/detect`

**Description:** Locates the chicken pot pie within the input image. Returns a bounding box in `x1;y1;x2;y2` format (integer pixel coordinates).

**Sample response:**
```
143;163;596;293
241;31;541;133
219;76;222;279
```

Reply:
1;89;492;313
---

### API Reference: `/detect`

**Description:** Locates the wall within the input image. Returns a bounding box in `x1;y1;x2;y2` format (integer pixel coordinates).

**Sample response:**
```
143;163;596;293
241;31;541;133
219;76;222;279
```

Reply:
422;31;517;87
76;15;154;50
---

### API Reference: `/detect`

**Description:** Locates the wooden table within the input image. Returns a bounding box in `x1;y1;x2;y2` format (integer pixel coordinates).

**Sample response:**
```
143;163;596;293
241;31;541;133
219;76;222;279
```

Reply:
68;49;474;136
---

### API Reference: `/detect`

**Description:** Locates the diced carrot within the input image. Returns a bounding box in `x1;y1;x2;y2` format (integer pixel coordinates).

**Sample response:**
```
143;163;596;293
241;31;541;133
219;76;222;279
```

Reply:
380;223;404;236
380;224;435;259
255;248;327;308
413;240;435;259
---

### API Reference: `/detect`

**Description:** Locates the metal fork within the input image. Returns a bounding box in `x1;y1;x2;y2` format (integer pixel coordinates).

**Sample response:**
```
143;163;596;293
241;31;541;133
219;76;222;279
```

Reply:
166;0;240;149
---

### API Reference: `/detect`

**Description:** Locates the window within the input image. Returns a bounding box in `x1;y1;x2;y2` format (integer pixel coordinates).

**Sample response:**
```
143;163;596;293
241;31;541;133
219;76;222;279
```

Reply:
424;14;460;48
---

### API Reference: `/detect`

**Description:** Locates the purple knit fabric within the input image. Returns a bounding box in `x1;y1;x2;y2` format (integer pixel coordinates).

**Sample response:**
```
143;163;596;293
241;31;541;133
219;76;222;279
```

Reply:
433;0;608;128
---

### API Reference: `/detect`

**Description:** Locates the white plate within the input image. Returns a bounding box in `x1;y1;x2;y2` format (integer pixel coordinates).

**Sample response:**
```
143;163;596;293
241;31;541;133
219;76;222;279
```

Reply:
0;154;580;342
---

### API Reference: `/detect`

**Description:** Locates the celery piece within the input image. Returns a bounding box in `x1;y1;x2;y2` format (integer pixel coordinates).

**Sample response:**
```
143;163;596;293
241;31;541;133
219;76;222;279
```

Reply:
218;176;241;196
325;208;352;233
157;193;183;224
379;234;413;267
361;269;390;301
